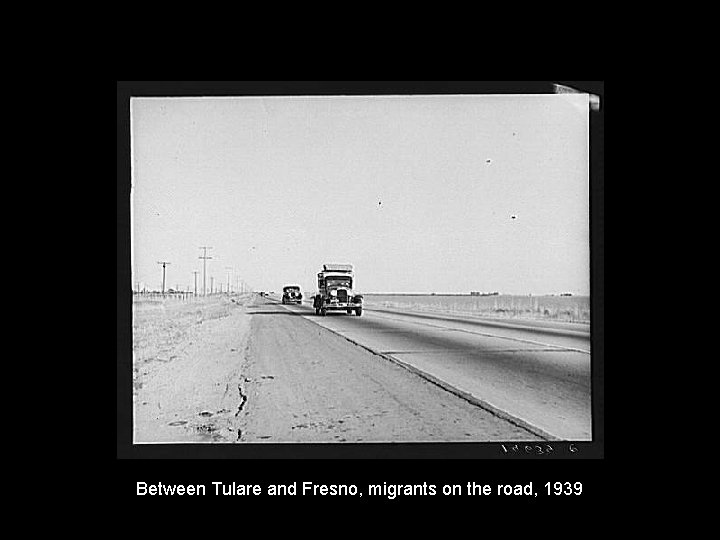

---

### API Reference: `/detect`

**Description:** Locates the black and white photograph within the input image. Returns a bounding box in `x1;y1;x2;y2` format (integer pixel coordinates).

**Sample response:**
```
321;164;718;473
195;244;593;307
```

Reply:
121;82;602;454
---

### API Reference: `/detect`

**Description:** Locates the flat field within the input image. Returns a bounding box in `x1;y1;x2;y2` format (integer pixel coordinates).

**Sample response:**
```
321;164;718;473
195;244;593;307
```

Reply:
362;294;590;324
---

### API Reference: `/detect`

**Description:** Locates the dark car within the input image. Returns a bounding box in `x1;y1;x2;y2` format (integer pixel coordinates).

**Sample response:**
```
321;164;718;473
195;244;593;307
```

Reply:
281;285;303;305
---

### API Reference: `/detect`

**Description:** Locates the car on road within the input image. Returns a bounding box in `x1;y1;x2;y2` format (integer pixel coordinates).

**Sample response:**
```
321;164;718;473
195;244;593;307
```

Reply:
313;263;363;316
282;285;303;305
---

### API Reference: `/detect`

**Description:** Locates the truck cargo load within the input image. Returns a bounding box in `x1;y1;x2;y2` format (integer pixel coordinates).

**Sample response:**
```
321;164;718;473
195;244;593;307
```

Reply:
322;263;353;272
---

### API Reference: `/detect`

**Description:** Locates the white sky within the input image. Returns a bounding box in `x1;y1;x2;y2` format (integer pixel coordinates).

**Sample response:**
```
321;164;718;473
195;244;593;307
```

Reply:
131;94;589;295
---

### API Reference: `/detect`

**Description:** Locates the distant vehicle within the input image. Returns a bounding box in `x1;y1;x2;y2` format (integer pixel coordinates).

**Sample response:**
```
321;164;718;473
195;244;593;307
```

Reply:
282;285;303;305
313;263;363;316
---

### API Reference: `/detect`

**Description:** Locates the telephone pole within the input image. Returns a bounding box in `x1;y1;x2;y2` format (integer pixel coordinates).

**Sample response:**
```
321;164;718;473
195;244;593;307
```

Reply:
192;271;200;296
199;246;213;296
226;267;233;295
156;261;171;294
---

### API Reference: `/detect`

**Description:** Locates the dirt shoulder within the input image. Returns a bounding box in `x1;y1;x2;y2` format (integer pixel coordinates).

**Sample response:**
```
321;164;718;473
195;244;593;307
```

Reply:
133;295;252;443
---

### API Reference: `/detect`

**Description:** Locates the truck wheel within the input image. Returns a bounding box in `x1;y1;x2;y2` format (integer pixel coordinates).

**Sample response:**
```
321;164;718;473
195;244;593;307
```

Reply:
346;309;352;314
355;308;362;316
321;308;327;316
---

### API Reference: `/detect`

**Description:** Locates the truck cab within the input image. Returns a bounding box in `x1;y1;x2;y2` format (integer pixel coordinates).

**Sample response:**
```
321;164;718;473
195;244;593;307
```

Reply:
313;263;363;316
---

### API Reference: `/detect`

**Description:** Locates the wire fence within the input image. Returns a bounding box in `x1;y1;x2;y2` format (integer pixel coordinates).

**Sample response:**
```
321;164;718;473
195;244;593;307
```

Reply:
362;294;590;323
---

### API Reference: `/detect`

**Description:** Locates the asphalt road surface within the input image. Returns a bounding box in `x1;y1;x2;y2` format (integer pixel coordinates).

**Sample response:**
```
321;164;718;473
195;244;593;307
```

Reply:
237;297;544;442
271;295;592;441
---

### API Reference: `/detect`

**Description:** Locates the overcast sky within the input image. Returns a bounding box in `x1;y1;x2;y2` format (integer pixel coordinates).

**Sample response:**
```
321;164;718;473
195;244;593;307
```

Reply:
131;94;589;295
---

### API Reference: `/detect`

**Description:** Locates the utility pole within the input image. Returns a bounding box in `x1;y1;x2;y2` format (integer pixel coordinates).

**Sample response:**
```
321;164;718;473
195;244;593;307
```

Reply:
192;271;199;296
156;261;171;294
199;246;213;296
225;267;233;295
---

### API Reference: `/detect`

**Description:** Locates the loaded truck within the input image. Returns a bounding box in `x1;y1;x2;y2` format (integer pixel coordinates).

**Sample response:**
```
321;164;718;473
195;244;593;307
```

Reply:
313;263;363;316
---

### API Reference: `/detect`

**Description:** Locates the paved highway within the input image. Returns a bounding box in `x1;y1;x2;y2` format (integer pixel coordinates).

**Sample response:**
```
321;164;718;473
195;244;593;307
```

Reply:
239;298;540;442
271;296;592;440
